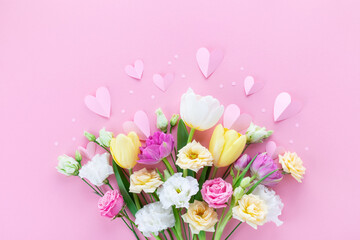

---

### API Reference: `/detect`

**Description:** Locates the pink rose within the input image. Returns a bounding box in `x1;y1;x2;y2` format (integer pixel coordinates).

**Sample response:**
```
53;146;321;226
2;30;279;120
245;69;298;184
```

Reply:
201;178;233;208
98;190;124;218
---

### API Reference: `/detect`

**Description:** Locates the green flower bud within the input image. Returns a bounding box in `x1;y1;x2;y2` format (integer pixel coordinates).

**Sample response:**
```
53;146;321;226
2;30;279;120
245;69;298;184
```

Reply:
246;122;273;144
84;131;96;142
240;176;252;189
155;108;168;133
233;186;245;202
56;155;81;176
75;150;82;163
96;128;113;147
170;114;180;127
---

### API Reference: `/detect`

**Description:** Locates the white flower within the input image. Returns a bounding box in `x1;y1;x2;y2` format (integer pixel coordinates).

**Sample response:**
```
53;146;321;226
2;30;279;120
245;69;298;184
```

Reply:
252;185;284;226
79;153;114;186
245;122;273;144
56;155;80;176
176;140;213;172
129;168;163;193
158;173;199;209
96;128;113;147
135;202;175;237
180;88;224;131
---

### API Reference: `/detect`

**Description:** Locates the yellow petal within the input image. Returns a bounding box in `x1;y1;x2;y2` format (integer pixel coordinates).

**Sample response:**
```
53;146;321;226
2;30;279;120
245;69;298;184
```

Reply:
127;132;141;156
209;124;225;165
110;134;137;169
217;134;246;167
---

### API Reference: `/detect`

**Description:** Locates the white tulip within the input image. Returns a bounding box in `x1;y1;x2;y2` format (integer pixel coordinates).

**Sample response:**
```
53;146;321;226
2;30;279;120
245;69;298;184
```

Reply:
180;88;224;131
79;153;114;186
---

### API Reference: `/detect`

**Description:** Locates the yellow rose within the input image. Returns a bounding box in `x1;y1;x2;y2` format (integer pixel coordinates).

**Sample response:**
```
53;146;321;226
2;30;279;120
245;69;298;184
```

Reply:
209;124;247;167
110;132;141;169
279;152;306;182
232;194;267;229
182;200;218;235
129;168;163;193
176;140;213;172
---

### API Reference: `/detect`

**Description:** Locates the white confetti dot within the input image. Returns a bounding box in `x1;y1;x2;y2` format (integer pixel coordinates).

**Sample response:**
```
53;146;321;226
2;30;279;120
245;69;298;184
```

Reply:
240;67;244;71
54;141;59;146
174;54;179;59
168;61;172;65
129;90;134;94
305;147;309;151
151;95;155;99
289;140;294;144
121;109;125;113
72;137;76;141
219;84;224;89
71;118;76;122
232;82;236;86
181;74;186;78
261;108;266;113
295;123;300;128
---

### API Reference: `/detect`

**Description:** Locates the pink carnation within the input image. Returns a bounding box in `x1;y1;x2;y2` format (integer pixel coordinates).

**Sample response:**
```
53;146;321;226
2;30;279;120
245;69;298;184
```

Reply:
98;190;124;218
201;178;233;208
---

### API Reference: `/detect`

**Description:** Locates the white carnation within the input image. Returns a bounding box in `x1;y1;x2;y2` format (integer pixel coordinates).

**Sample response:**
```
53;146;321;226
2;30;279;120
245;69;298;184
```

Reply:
252;185;284;226
158;173;199;209
78;153;114;186
135;202;175;237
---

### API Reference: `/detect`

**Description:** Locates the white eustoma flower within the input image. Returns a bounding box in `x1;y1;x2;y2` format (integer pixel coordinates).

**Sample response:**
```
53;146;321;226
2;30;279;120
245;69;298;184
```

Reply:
135;202;175;237
180;88;224;131
158;173;199;209
79;153;114;186
56;155;80;176
96;128;113;147
245;122;273;144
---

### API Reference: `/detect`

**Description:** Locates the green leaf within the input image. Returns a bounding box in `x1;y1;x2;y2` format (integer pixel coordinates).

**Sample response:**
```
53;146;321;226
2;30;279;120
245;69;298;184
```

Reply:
246;169;279;194
112;161;138;215
156;168;165;181
194;166;210;200
177;119;189;153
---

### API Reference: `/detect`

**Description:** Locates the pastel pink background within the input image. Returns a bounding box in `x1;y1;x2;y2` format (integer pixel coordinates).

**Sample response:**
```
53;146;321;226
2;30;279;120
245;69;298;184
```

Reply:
1;0;359;239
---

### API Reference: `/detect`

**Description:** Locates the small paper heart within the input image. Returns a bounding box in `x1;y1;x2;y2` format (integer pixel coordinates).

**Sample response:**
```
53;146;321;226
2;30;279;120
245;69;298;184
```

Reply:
244;76;264;96
123;110;150;140
78;142;97;160
274;92;302;122
125;60;144;80
266;141;285;159
223;104;252;132
196;47;224;78
153;73;174;92
84;87;111;118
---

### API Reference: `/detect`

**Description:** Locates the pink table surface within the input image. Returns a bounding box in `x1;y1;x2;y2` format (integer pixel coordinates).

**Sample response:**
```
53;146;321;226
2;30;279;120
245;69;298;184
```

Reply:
1;0;360;239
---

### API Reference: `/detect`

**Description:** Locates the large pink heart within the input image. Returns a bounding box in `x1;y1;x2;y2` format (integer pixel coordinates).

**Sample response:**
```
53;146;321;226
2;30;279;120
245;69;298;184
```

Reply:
123;110;150;140
84;87;111;118
274;92;302;122
196;47;224;78
153;73;174;92
124;60;144;80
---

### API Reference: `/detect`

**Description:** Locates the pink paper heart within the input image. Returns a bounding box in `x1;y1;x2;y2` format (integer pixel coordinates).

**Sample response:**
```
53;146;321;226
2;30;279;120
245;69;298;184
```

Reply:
84;87;111;118
266;141;285;159
274;92;302;122
78;142;97;160
196;47;224;78
123;110;150;140
153;73;174;91
233;114;252;132
244;76;264;96
223;104;241;129
125;60;144;80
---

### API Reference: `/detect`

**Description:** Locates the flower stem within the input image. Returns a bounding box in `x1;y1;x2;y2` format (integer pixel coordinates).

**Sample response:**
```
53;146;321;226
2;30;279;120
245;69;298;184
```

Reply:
211;167;218;179
183;169;188;177
224;222;242;240
95;186;104;196
129;169;142;210
163;158;175;175
80;177;101;196
187;128;195;143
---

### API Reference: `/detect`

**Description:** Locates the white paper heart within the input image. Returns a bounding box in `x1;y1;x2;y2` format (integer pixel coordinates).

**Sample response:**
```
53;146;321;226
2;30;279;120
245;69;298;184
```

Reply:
274;92;302;122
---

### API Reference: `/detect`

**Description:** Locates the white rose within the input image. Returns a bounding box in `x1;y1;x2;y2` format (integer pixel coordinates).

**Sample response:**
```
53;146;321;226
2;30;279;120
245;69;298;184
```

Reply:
158;173;199;209
135;202;175;237
56;155;80;176
96;128;113;147
79;153;114;186
180;88;224;131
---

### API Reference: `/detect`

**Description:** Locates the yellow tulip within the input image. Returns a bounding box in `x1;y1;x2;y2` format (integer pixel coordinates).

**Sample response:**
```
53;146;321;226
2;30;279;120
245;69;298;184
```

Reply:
209;124;247;167
110;132;141;169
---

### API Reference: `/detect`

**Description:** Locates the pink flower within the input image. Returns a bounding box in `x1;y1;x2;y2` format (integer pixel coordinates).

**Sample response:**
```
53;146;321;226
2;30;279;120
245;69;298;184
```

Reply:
201;178;233;208
98;190;124;218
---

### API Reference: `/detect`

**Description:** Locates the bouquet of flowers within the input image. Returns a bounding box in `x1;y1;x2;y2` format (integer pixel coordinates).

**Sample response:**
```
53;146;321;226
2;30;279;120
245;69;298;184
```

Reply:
57;88;306;240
